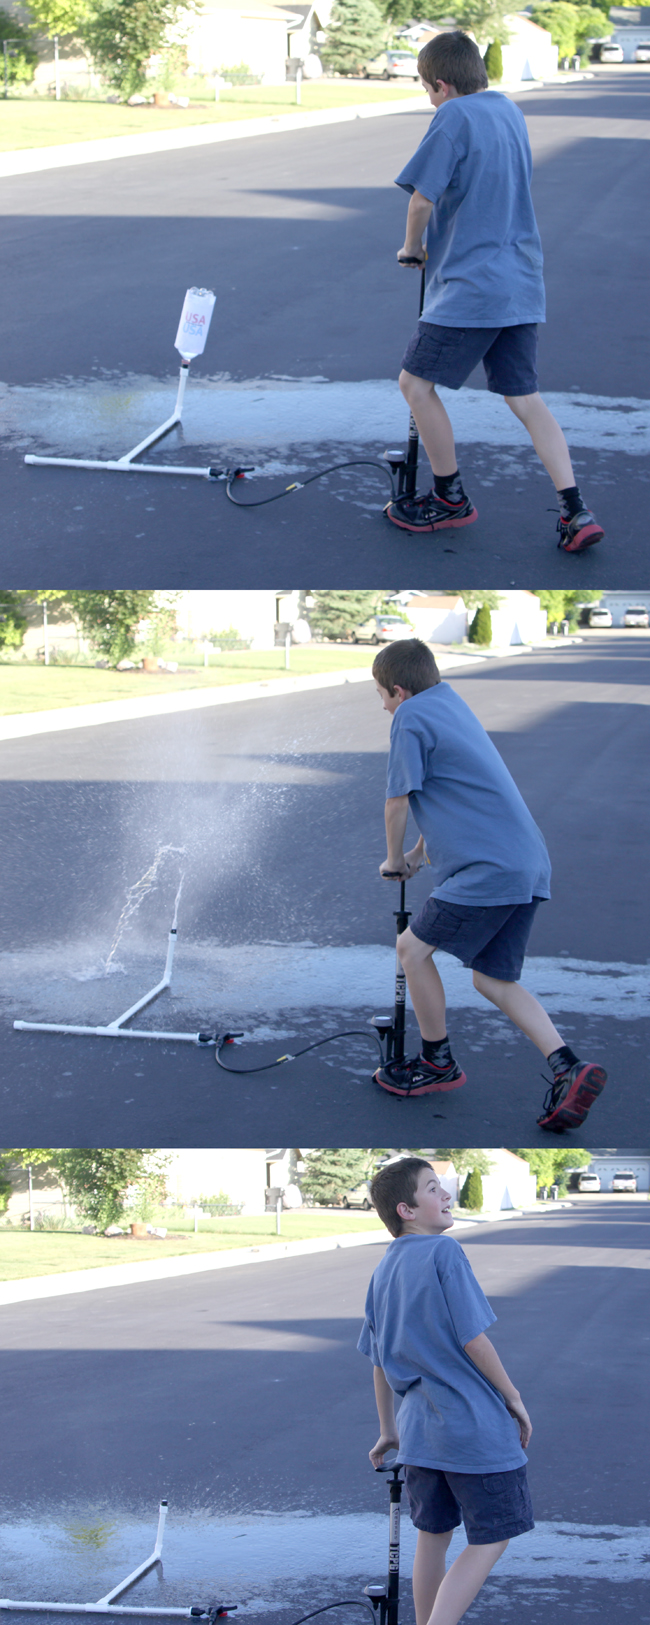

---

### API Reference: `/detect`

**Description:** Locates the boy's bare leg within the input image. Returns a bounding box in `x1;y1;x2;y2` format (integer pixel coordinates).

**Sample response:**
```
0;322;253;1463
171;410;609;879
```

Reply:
399;371;458;476
473;971;563;1057
503;392;574;489
428;1540;508;1625
412;1530;454;1625
397;928;448;1041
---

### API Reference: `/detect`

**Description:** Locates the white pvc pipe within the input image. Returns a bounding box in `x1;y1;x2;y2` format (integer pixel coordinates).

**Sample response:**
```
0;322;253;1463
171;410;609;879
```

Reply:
0;1605;195;1617
105;931;177;1030
23;456;215;478
98;1504;167;1603
13;1022;210;1043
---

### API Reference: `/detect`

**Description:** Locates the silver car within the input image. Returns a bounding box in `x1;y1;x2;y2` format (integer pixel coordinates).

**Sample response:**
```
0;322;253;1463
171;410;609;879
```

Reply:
623;605;649;627
611;1171;637;1192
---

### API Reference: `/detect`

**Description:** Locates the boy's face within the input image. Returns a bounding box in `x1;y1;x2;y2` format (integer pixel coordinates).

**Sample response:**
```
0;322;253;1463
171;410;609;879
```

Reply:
375;679;412;715
396;1168;453;1235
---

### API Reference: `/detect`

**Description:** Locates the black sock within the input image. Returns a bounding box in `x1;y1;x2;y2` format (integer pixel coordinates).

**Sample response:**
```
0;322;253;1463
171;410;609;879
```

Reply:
547;1043;579;1078
422;1035;453;1066
434;469;465;505
557;485;584;521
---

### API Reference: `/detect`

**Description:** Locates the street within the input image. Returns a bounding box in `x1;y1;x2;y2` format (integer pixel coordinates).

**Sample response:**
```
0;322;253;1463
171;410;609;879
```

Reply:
1;1199;649;1625
1;636;648;1144
0;71;648;583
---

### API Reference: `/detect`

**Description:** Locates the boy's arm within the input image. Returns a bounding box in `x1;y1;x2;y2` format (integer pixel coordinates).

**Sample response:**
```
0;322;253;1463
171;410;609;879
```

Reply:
380;796;410;876
398;190;434;264
369;1365;400;1467
464;1332;533;1447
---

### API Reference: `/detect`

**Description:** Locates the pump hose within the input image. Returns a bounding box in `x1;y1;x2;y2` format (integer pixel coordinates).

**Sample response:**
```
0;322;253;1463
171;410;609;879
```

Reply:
225;460;396;509
215;1028;384;1074
288;1602;378;1625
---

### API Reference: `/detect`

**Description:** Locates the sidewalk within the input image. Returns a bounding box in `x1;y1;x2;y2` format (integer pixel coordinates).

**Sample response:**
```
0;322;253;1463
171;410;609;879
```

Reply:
0;74;595;181
0;1205;569;1308
0;646;532;742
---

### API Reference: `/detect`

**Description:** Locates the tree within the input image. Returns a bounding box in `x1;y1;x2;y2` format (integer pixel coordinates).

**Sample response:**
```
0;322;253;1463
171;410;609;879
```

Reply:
534;590;601;628
468;603;492;645
83;0;197;100
321;0;385;75
301;1148;373;1205
309;590;383;641
452;590;503;612
483;38;502;78
0;591;28;651
53;1149;168;1228
66;590;164;664
0;9;37;86
21;0;90;40
459;1167;483;1210
452;0;510;47
527;0;608;57
435;1148;494;1177
513;1148;591;1192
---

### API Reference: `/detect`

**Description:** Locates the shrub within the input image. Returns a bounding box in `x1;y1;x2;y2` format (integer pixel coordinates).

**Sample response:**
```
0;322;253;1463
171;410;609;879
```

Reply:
468;603;492;645
483;39;502;80
459;1168;484;1210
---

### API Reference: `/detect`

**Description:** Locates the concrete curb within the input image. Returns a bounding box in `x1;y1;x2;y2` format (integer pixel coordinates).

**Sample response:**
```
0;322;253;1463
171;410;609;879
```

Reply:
0;73;596;181
0;650;502;741
0;95;425;179
0;1228;390;1305
0;1207;566;1307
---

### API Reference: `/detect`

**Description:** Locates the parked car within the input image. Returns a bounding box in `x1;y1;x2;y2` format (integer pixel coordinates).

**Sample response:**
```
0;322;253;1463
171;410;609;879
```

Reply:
364;50;420;79
623;605;650;627
587;606;613;627
634;43;650;61
577;1171;601;1192
352;614;414;644
590;41;624;61
611;1171;637;1192
342;1183;373;1209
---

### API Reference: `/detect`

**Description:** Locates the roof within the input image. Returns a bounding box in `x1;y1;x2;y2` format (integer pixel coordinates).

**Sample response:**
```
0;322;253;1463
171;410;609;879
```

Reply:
202;0;302;18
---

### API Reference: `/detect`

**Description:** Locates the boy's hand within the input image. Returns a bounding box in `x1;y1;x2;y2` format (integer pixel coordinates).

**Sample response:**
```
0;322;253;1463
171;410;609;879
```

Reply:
380;857;410;880
397;248;426;267
369;1431;400;1468
507;1396;533;1448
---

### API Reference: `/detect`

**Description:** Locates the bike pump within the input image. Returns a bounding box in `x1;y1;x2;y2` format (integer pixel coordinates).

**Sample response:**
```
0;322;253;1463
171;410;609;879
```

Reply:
365;1463;404;1625
384;261;427;502
372;876;411;1067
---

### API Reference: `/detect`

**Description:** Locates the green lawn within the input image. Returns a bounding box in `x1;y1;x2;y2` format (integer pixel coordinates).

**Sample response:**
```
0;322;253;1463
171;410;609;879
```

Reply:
0;1212;385;1280
0;82;423;151
0;648;375;714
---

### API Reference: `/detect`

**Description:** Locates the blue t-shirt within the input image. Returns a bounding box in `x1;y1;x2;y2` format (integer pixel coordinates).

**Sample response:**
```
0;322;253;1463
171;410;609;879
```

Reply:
386;683;551;906
358;1232;527;1473
395;90;545;327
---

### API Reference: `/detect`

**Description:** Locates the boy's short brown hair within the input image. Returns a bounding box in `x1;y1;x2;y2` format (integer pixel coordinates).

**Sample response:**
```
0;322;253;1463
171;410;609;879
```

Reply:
370;1157;434;1237
372;638;441;697
418;30;488;96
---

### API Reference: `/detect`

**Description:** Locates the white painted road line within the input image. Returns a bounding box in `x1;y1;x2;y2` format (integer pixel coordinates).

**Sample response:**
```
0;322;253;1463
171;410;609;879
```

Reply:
2;377;649;456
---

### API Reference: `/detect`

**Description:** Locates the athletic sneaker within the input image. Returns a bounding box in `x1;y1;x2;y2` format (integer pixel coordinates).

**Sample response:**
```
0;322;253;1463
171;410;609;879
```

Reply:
537;1061;607;1133
374;1051;467;1097
557;507;604;554
385;489;478;534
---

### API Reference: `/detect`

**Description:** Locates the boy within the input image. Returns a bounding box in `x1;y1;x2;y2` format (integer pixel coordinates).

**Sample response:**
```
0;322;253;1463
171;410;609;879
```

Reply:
359;1157;534;1625
373;637;607;1131
386;31;604;555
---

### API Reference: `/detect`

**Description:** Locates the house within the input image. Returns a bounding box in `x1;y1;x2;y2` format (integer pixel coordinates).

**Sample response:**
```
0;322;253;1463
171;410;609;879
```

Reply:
610;5;650;59
273;0;331;73
185;0;304;83
480;1150;537;1210
400;594;468;644
488;590;547;646
396;13;558;82
600;591;650;625
585;1152;650;1192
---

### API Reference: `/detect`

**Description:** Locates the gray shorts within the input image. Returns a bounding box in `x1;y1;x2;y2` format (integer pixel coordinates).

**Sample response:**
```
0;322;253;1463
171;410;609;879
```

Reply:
401;320;539;395
405;1463;534;1545
409;897;542;981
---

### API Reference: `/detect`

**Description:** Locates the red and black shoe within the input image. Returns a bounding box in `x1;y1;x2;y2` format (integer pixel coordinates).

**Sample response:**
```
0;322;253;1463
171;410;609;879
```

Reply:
374;1052;467;1097
557;507;604;554
385;489;478;534
537;1061;607;1133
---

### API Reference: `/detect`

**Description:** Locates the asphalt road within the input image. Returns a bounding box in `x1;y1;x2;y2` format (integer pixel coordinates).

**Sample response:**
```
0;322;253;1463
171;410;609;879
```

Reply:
0;70;648;583
1;636;648;1144
1;1200;649;1625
